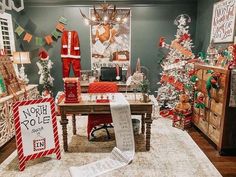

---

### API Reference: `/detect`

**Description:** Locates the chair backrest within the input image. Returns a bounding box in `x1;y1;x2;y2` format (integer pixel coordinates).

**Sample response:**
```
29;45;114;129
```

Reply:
88;82;118;93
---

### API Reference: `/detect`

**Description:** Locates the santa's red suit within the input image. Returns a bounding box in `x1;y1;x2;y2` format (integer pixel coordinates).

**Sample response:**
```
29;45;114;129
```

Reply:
61;30;81;77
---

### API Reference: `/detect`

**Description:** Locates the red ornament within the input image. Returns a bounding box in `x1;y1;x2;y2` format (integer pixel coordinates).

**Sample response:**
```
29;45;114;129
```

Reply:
168;76;175;84
159;37;165;47
174;59;180;63
179;33;190;42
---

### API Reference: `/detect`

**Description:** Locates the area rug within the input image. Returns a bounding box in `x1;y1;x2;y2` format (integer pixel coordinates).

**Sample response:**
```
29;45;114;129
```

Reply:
0;116;222;177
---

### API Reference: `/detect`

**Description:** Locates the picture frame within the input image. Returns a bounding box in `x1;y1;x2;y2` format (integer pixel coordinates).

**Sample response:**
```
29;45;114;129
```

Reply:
90;8;131;70
210;0;236;43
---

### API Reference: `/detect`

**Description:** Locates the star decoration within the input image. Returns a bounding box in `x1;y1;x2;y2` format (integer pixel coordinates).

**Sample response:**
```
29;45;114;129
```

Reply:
178;15;186;26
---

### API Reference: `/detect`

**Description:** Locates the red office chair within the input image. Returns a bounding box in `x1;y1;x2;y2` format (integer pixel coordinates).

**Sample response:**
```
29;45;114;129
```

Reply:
87;82;118;140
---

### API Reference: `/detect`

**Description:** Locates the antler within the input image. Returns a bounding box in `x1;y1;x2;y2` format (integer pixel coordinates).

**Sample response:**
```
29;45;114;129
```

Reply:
80;9;100;25
109;5;117;21
93;5;101;21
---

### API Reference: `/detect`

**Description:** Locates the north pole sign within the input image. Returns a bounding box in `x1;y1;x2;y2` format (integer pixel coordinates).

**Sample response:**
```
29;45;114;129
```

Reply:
13;98;61;171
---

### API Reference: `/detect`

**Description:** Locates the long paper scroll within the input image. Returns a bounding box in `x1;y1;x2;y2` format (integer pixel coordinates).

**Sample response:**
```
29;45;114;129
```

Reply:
69;93;135;177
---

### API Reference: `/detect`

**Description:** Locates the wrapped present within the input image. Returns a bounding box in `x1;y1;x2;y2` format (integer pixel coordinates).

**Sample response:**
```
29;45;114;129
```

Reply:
172;94;192;130
63;77;81;103
172;110;192;130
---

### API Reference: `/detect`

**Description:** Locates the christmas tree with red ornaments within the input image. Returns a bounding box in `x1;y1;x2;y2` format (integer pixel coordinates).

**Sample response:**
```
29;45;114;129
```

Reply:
157;14;197;111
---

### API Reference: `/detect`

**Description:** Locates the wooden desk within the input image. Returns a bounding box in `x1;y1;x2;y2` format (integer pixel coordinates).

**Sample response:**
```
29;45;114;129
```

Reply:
80;81;132;92
58;93;153;152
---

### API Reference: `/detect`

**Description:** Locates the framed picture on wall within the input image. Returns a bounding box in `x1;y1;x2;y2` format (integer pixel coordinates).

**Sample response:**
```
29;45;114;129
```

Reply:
210;0;236;43
90;8;131;70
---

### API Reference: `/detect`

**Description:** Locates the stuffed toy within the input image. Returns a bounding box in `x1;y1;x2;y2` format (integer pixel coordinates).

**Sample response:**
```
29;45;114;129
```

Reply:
206;72;220;98
194;91;205;109
175;93;192;114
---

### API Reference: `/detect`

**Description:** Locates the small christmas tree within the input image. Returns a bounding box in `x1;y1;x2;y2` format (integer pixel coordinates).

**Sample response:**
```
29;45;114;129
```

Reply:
37;49;54;97
157;14;196;109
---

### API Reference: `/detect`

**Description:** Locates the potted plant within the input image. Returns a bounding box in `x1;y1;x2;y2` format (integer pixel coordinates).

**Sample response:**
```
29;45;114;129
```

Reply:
139;78;150;102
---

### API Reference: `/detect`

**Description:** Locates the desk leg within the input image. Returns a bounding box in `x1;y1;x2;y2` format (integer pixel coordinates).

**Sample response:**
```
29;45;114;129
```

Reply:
72;114;76;135
60;112;69;152
146;113;152;151
141;114;145;134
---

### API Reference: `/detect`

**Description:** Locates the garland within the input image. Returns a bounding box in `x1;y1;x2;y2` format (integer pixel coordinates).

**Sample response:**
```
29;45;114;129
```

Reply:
14;16;68;46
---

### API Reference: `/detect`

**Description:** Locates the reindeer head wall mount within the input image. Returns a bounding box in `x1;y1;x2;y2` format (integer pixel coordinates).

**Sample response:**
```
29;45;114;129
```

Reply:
80;2;130;26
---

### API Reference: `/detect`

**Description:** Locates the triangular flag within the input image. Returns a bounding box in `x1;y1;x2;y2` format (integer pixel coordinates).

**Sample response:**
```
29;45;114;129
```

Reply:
15;25;24;36
23;33;32;43
56;23;65;32
45;35;53;45
51;29;61;39
59;16;68;25
135;58;141;73
35;37;44;46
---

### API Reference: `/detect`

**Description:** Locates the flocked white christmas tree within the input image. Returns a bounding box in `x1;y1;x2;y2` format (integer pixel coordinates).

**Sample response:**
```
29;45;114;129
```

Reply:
157;14;196;109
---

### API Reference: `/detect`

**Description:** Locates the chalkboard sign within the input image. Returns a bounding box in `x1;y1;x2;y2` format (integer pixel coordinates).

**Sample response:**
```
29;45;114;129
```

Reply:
210;0;236;43
13;98;61;171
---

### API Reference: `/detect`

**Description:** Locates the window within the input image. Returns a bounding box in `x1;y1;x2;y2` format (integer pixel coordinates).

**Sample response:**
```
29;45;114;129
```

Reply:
0;13;15;55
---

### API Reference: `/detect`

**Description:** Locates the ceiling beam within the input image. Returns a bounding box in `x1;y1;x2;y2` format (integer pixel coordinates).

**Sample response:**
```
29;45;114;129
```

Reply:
24;0;197;7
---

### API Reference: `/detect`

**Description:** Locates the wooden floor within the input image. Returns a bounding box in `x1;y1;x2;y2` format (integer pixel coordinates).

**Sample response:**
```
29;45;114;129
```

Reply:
1;127;236;176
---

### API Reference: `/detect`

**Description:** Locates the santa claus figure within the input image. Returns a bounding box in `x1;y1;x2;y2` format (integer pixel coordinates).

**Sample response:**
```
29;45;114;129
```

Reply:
36;49;54;97
61;30;81;78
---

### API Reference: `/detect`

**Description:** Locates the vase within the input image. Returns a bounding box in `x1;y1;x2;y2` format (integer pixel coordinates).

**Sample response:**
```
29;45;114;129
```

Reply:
142;93;149;103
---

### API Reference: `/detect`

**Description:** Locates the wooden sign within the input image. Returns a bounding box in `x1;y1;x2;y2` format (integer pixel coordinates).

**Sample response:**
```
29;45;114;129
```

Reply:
210;0;236;43
13;98;61;171
171;41;193;58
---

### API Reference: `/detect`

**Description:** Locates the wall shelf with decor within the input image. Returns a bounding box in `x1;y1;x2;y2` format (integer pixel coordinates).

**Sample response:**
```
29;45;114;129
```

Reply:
193;63;236;154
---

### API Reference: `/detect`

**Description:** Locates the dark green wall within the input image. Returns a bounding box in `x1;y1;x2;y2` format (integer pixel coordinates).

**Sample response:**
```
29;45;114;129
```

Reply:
195;0;215;53
14;3;197;96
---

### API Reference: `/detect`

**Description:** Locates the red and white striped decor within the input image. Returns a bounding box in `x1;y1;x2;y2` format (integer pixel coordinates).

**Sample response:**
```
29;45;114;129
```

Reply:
13;98;61;171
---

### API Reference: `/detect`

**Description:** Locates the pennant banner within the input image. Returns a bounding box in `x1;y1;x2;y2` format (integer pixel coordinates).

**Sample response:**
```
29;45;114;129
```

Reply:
45;35;53;45
51;29;61;39
35;37;44;46
15;25;24;36
56;23;65;32
14;16;68;46
23;33;32;43
59;16;68;25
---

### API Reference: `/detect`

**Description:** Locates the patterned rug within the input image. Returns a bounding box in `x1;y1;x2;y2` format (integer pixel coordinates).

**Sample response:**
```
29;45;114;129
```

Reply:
0;116;222;177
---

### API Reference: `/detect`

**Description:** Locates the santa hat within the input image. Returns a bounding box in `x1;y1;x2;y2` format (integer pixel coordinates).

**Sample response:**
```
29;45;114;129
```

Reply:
38;48;49;60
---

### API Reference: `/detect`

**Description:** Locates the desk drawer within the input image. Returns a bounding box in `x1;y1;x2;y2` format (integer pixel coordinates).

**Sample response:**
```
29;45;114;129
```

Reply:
199;117;208;134
209;112;221;129
208;124;220;145
210;99;223;116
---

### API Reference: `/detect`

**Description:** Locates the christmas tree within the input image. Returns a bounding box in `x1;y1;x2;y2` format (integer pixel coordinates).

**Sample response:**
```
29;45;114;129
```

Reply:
157;14;196;109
